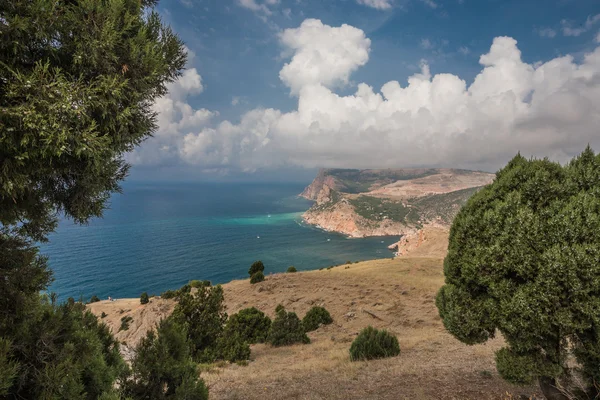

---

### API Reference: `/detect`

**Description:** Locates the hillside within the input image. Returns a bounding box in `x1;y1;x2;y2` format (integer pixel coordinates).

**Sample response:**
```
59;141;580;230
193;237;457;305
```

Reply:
300;168;494;238
89;228;540;400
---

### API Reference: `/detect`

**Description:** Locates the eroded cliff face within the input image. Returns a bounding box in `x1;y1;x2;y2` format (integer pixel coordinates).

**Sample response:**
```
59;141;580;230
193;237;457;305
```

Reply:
300;168;494;238
299;169;339;200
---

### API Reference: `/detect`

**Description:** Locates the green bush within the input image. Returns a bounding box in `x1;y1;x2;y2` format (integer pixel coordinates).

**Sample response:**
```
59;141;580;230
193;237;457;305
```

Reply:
268;307;310;346
302;306;333;332
119;316;134;332
275;304;285;314
160;290;177;300
190;280;211;288
250;272;265;284
125;318;209;400
224;308;271;344
89;295;100;303
140;292;149;305
349;326;400;361
248;260;265;276
217;332;251;363
286;266;297;273
171;285;228;363
101;312;107;319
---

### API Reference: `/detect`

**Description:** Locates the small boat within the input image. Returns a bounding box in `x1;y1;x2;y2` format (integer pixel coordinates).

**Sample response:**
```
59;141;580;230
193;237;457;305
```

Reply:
268;214;271;218
257;236;260;239
327;239;331;242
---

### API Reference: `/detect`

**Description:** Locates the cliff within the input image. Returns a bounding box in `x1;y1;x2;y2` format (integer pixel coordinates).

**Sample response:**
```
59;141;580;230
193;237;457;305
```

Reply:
301;168;494;238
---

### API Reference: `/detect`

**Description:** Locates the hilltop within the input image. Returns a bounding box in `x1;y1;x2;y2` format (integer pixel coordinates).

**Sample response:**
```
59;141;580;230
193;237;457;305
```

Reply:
300;168;494;239
89;228;539;400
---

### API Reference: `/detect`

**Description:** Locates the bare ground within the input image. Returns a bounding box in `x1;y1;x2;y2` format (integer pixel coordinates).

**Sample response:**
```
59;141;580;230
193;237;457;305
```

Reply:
90;228;541;400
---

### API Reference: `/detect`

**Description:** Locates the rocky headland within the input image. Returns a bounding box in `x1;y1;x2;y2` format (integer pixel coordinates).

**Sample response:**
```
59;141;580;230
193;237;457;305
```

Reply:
300;168;494;248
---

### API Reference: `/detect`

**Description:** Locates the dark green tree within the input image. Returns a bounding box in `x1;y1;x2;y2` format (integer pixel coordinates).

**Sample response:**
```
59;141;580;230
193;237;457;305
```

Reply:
436;148;600;400
140;292;150;305
125;318;208;400
224;307;272;344
0;0;186;243
171;283;228;362
248;261;265;276
349;326;400;361
250;271;265;284
286;266;297;273
267;307;310;347
0;0;187;398
302;306;333;332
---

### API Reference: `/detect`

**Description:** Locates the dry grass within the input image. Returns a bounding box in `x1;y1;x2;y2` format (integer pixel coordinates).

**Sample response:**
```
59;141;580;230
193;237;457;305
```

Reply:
90;228;541;399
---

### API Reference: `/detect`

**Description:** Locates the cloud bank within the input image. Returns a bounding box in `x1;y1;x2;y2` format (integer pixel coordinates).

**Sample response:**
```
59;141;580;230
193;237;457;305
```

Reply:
129;19;600;173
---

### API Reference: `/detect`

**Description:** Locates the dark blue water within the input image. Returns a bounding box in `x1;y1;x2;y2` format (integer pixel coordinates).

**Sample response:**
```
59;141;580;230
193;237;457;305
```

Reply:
41;182;397;300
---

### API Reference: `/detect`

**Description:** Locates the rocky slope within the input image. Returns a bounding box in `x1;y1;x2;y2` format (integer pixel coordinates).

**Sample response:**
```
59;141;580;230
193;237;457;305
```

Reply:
300;168;494;238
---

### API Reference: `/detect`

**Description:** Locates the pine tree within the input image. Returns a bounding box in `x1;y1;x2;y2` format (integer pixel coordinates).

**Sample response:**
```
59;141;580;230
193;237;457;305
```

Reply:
437;147;600;399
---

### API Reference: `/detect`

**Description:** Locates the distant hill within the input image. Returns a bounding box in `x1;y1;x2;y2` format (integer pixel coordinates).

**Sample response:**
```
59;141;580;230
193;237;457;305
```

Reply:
300;168;494;238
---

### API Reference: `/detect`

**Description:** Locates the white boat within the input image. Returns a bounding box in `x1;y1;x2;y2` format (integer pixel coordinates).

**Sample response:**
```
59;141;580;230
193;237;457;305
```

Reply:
257;236;260;239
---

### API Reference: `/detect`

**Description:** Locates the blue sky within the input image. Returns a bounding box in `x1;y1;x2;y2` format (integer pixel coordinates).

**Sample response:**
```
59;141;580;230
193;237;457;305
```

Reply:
128;0;600;181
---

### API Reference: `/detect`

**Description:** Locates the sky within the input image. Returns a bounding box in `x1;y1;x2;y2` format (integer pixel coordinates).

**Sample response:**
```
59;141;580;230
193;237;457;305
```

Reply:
127;0;600;181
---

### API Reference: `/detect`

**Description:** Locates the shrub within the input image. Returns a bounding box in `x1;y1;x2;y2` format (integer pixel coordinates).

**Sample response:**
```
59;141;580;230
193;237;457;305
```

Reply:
89;295;100;303
250;272;264;284
286;266;297;273
248;260;265;276
101;312;107;319
119;316;133;332
349;326;400;361
302;306;333;332
268;307;310;346
275;304;285;314
125;318;208;400
224;308;271;344
171;285;228;363
190;280;211;288
160;290;177;300
217;332;251;363
140;292;149;305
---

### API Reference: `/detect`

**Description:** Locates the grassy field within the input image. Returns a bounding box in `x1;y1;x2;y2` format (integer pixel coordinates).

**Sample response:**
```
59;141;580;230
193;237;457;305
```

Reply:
91;228;540;400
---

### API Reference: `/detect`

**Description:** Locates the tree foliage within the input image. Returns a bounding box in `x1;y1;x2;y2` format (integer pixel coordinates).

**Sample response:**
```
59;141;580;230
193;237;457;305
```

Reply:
0;0;187;398
125;317;208;400
0;0;186;243
349;326;400;361
248;261;265;276
302;306;333;332
250;271;265;284
436;147;600;398
224;307;272;344
171;282;228;363
140;292;149;305
268;307;310;347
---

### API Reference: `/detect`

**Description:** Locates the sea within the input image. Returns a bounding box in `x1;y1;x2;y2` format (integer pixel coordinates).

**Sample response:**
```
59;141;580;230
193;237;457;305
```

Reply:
40;182;397;301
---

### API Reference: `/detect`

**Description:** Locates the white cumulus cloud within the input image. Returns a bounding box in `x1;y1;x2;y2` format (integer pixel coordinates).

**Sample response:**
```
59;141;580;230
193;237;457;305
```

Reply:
135;20;600;174
278;19;371;95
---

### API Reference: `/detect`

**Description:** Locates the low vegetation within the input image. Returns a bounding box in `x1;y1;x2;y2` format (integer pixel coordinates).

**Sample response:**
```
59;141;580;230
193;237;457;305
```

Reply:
125;318;209;399
250;271;265;284
302;306;333;332
140;292;149;305
248;260;265;276
349;326;400;361
224;307;272;344
119;315;134;332
268;306;310;346
89;295;100;303
286;266;297;273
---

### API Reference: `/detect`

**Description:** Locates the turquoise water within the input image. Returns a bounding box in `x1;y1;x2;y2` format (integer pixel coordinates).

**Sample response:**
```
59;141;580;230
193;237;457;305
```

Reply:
41;182;397;300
